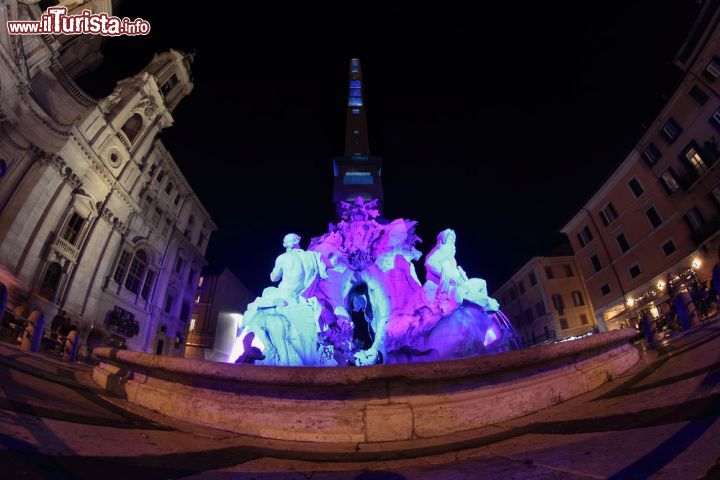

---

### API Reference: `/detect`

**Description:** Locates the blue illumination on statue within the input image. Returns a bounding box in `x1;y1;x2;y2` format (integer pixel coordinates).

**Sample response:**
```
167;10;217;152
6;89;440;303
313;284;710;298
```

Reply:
233;198;520;366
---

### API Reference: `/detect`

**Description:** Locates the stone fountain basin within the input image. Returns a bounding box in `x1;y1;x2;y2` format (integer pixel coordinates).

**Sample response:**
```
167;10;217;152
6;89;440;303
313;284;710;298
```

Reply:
92;329;638;446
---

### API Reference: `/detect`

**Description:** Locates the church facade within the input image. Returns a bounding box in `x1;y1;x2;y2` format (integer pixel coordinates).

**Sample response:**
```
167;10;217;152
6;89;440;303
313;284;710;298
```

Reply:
0;1;215;356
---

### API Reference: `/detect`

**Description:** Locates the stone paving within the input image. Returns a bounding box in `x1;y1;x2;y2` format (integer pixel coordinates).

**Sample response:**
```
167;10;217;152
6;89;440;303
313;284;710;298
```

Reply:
0;322;719;479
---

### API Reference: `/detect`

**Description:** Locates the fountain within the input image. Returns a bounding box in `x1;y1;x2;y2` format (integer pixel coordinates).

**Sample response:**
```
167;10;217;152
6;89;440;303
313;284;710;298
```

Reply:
238;197;518;367
90;59;640;452
90;195;639;449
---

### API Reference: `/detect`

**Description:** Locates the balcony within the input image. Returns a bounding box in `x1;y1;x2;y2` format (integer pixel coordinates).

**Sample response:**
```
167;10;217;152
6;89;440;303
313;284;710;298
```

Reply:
678;139;720;192
52;235;79;263
690;214;720;247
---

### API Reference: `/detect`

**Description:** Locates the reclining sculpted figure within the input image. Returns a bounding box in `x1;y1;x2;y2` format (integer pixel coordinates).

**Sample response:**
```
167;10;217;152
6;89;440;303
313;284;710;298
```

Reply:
424;229;499;314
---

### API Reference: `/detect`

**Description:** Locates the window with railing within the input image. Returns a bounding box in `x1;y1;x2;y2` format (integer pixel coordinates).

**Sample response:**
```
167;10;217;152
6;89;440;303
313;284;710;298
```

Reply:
682;142;708;176
61;212;85;245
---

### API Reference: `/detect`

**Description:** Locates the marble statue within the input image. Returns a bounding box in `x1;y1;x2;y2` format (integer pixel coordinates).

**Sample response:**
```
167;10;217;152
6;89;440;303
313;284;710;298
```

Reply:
424;229;500;314
240;233;327;366
233;199;519;367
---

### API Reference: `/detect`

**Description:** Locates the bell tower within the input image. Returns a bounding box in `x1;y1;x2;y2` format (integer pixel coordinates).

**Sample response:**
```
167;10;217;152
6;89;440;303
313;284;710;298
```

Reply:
85;49;194;172
141;49;195;113
332;59;384;214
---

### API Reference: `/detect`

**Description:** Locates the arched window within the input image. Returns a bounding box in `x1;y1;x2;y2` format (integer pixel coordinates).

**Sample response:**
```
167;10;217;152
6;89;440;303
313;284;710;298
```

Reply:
121;113;143;144
124;250;147;294
40;262;62;300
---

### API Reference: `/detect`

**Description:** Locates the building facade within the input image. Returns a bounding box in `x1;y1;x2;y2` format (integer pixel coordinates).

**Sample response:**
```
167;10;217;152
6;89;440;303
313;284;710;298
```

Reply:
561;3;720;330
492;255;597;346
0;1;215;355
186;268;254;361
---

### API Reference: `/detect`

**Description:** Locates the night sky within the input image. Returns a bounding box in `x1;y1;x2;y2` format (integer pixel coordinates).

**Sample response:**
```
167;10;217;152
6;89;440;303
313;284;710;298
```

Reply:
77;1;702;295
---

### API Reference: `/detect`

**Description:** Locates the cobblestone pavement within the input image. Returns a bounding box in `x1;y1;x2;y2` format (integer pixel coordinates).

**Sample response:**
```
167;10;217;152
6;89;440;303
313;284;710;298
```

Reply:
1;322;720;479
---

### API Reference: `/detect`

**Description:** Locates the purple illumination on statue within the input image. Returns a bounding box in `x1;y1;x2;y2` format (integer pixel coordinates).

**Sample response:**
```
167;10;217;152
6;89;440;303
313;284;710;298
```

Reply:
235;197;520;366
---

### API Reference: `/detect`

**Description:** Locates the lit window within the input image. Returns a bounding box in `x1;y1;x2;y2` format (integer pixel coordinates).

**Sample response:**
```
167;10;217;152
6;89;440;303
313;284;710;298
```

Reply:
352;108;360;115
198;276;204;287
189;317;197;331
195;294;200;303
683;143;708;175
348;96;363;107
350;80;361;88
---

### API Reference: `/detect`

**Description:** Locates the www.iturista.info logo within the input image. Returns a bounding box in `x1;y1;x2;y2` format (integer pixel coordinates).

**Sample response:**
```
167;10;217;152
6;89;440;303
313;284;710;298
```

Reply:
6;7;150;36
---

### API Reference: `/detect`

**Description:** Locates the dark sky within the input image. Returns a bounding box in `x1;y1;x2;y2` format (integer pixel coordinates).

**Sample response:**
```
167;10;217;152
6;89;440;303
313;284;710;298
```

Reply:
78;1;702;295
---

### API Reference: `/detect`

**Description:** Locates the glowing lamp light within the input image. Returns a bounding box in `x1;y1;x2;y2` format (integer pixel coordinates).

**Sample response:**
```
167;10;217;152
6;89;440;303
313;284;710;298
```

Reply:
692;257;702;270
626;297;635;307
483;326;499;346
656;280;666;291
